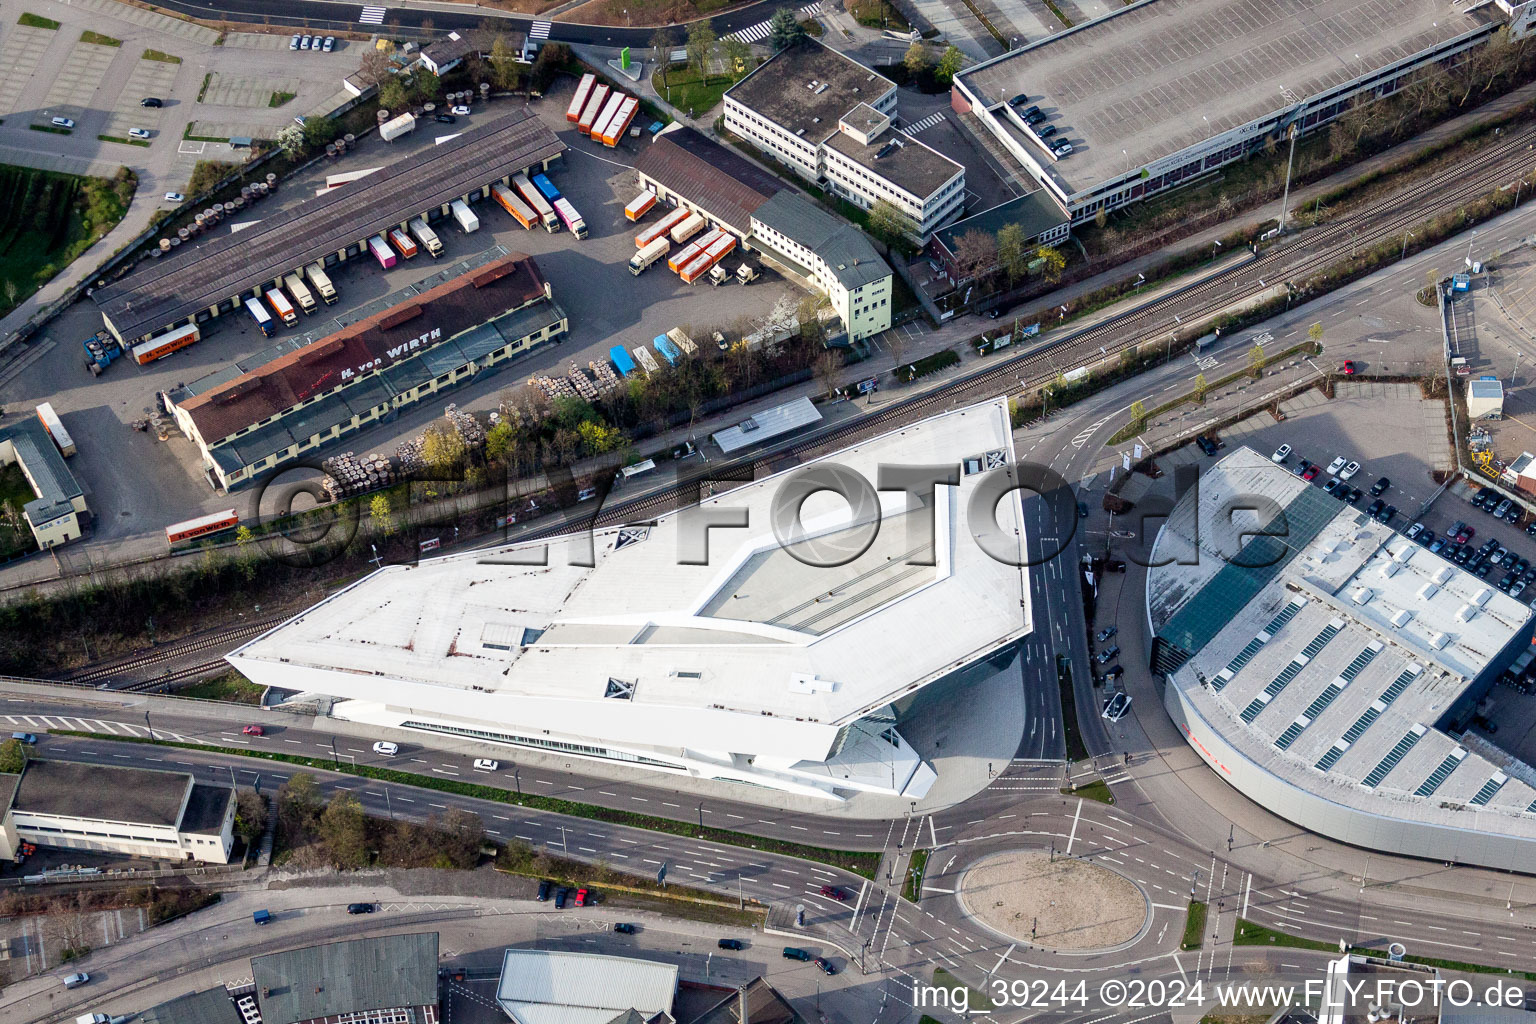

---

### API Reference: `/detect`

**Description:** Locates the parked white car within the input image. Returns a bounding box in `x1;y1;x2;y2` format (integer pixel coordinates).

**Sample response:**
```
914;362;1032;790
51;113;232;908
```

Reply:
1339;460;1361;480
63;972;89;989
50;117;75;129
128;128;151;139
1326;456;1347;475
164;192;184;202
1271;443;1291;463
473;758;500;772
372;741;399;756
450;104;471;115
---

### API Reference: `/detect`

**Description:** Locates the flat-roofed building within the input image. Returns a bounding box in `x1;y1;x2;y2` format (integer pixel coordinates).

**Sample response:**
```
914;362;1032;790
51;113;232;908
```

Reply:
252;932;439;1024
163;250;566;491
0;760;234;863
725;39;964;239
927;191;1071;288
0;419;88;548
228;399;1030;800
1148;447;1536;871
953;0;1535;224
95;109;564;347
496;949;677;1024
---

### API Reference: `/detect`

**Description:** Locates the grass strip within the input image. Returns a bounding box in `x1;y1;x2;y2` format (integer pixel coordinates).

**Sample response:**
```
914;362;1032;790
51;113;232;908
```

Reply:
1234;918;1536;980
1056;655;1090;762
80;29;122;45
99;134;151;147
902;848;929;901
269;91;295;107
51;730;879;877
1181;900;1207;949
30;124;70;135
18;12;59;28
142;48;182;63
197;72;211;102
1060;779;1114;805
1042;0;1073;27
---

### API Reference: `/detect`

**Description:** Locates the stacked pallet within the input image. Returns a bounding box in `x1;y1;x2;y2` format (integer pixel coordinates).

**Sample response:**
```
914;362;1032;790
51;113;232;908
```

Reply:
587;359;623;394
320;451;395;500
445;405;486;451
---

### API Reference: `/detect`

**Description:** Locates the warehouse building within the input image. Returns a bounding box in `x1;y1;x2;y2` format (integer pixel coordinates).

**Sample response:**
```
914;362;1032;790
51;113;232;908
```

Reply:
927;191;1071;288
418;28;524;75
952;0;1536;224
635;127;894;340
0;418;88;549
252;932;440;1024
139;987;245;1024
95;109;564;347
1148;448;1536;872
496;949;677;1024
164;250;565;491
228;399;1029;800
0;760;234;864
725;39;964;239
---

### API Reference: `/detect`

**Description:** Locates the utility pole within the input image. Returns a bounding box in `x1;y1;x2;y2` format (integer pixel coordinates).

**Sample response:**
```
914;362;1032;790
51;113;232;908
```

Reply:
1227;824;1234;853
1401;230;1414;261
1277;123;1299;232
330;736;339;769
144;710;154;740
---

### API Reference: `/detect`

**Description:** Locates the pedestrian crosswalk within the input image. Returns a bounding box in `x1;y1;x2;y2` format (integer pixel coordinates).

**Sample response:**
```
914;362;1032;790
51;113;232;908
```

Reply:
900;111;946;136
4;713;196;744
728;3;824;44
359;4;386;23
529;20;552;39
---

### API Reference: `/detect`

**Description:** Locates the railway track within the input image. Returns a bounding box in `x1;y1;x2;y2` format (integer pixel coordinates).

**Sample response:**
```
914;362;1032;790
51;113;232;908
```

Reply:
63;618;286;686
514;119;1536;542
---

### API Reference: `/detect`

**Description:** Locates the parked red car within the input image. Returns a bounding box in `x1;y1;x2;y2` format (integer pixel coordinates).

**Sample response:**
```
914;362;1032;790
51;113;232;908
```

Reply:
575;888;589;907
1341;360;1357;375
242;724;264;736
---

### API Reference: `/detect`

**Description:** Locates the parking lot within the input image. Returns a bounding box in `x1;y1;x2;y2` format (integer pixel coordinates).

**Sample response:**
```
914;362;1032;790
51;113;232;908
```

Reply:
0;79;800;543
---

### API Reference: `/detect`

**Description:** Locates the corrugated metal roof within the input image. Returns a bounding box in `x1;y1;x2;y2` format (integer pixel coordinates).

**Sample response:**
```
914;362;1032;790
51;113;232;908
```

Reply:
751;192;888;291
253;932;438;1024
0;419;83;512
634;126;781;235
140;987;244;1024
496;949;677;1024
711;396;823;454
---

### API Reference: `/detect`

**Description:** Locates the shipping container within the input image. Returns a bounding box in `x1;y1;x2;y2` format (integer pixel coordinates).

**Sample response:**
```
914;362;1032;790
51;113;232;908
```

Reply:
380;112;416;141
306;262;337;303
531;173;561;202
450;199;480;233
491;182;537;229
408;217;443;257
513;173;559;231
367;234;398;269
633;346;660;375
670;211;705;245
566;73;596;122
265;287;299;325
599;98;639;147
625;191;657;222
669;227;724;273
609;345;637;376
387;227;418;260
666;327;698;355
680;233;738;284
629;237;669;275
284;272;316;313
245;296;276;336
130;322;201;365
35;403;76;457
552;197;587;239
589;93;625;143
654;334;680;366
577;84;610;135
165;508;239;546
637;207;690;248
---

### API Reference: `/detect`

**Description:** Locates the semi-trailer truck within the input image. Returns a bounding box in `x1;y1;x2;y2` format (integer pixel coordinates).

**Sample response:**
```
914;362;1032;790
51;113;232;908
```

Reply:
566;73;596;122
305;262;337;303
680;233;738;284
531;173;561;202
491;182;537;229
598;97;639;146
408;217;443;257
367;234;397;269
577;84;610;135
552;197;587;239
380;112;416;141
36;403;76;457
450;199;480;233
131;322;200;365
625;191;657;222
244;296;275;336
629;237;669;275
669;227;724;273
284;272;317;313
589;93;625;144
513;173;558;231
265;287;299;325
388;227;420;259
637;207;689;247
670;212;705;244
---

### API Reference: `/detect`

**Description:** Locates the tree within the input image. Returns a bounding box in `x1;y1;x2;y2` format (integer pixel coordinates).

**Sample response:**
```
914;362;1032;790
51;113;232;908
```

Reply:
1249;343;1267;378
0;499;21;534
903;41;932;78
412;68;441;103
867;199;919;252
814;349;843;397
318;792;369;868
1192;372;1210;401
356;49;393;90
369;493;395;537
529;42;569;92
485;420;514;462
432;808;484;869
576;419;625;455
1035;244;1066;283
421;422;467;472
378;78;410;111
0;738;24;774
651;29;675;88
768;7;804;51
1128;398;1147;428
489;34;523;91
996;223;1029;282
1307;321;1325;348
954;229;998;282
723;37;751;76
686;20;717;79
274;123;306;157
235;790;267;847
302;115;338;149
935;45;964;84
278;772;321;839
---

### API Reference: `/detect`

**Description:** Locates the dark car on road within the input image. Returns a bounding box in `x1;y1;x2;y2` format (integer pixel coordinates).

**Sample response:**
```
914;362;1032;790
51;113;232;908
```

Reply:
536;880;551;901
820;885;847;901
435;113;456;123
1097;645;1120;664
346;902;374;914
783;947;812;962
614;923;637;934
555;888;570;908
1370;477;1390;497
814;957;837;975
719;939;746;950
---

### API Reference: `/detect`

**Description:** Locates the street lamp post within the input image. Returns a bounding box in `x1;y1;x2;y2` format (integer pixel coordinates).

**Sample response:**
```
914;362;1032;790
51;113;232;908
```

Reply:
1277;123;1299;232
144;710;154;740
1401;230;1414;261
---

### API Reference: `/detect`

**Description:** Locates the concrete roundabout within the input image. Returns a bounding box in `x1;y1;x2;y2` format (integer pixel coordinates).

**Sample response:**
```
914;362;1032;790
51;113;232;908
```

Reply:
956;849;1150;951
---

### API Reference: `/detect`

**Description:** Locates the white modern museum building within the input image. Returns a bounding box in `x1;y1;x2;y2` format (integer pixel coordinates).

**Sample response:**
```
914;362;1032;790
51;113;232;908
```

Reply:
228;400;1031;800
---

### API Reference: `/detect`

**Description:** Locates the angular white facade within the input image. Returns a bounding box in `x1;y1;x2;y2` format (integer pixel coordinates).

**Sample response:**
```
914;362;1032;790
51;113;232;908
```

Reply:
229;400;1031;799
